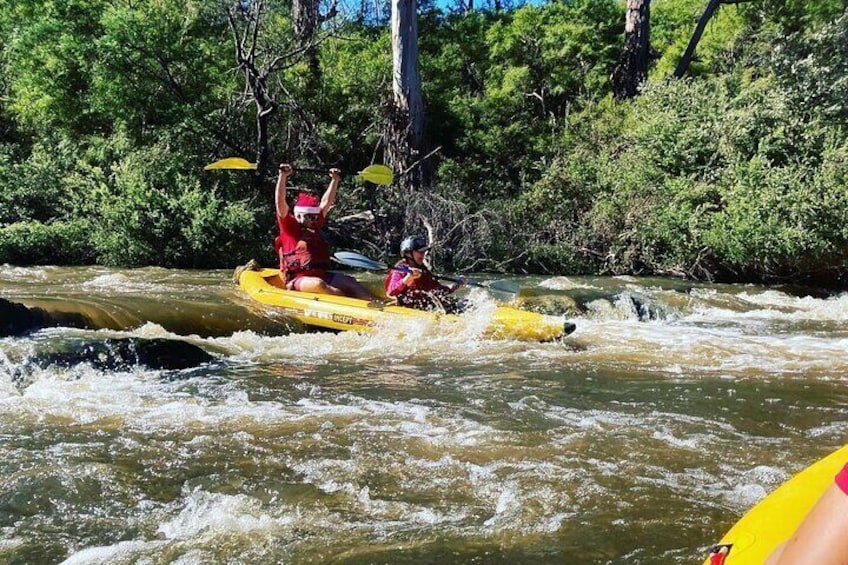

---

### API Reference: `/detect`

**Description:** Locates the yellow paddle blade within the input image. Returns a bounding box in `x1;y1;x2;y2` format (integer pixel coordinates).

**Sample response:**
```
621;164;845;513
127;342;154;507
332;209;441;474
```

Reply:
357;164;394;185
204;157;258;170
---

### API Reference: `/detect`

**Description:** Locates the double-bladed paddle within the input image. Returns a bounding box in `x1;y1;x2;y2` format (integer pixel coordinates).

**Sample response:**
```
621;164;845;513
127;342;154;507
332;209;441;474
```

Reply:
204;158;394;186
333;251;519;296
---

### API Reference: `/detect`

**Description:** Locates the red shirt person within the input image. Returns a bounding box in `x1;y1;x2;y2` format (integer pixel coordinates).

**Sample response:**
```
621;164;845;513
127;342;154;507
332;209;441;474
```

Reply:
384;235;466;313
275;164;374;300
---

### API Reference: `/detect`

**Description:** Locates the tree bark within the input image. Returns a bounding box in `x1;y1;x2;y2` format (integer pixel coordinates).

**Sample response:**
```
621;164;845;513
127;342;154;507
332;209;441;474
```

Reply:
385;0;428;192
611;0;651;100
293;0;321;78
673;0;721;78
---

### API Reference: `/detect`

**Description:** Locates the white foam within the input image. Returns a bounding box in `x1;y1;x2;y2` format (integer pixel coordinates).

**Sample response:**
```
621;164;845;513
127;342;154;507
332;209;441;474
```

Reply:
81;273;139;291
539;276;600;291
688;290;848;323
562;316;848;377
210;304;544;367
0;264;60;282
725;482;769;509
157;488;291;540
738;290;848;317
805;422;848;439
60;540;166;565
0;537;26;552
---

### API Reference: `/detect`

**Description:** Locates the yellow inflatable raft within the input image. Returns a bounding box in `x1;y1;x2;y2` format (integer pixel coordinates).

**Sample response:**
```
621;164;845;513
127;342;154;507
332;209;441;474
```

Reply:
704;444;848;564
235;266;575;342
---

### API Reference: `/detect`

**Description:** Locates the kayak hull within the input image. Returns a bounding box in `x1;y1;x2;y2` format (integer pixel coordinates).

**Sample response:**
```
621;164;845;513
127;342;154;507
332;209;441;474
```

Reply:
703;444;848;564
235;266;574;342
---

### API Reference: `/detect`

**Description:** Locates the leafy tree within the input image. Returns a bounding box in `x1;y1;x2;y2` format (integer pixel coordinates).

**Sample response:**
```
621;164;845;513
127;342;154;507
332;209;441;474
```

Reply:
427;1;620;199
94;0;235;147
3;0;108;137
651;0;745;77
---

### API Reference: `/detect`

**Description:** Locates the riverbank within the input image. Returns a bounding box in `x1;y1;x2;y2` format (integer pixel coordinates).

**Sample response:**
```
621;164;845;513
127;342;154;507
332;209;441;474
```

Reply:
2;4;846;287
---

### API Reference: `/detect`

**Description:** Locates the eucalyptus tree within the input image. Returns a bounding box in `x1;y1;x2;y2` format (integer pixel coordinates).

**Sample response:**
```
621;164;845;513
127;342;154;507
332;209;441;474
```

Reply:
611;0;651;99
385;0;428;192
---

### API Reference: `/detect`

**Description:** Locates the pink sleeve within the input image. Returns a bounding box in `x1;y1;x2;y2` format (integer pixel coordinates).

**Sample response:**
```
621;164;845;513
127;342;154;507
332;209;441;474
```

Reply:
385;270;407;297
836;463;848;495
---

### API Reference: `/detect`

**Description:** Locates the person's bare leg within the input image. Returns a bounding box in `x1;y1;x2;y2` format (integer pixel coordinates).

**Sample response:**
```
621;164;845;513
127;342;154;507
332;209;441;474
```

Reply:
327;273;377;300
766;483;848;565
288;276;345;296
289;275;376;300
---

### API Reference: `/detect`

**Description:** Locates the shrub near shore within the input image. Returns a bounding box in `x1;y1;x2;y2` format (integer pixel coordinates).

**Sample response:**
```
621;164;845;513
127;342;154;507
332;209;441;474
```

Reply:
0;1;846;285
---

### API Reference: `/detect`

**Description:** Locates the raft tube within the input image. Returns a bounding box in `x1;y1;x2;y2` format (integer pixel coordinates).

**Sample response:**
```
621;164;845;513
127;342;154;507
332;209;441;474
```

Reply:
704;444;848;564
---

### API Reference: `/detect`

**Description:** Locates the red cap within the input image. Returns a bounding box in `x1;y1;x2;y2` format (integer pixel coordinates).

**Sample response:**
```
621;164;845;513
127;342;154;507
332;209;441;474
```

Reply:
293;193;321;215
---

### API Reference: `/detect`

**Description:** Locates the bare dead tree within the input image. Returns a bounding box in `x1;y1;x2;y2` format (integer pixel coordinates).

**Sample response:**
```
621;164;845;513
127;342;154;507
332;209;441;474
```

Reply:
227;0;279;184
226;0;338;186
289;0;341;160
611;0;651;100
404;193;494;271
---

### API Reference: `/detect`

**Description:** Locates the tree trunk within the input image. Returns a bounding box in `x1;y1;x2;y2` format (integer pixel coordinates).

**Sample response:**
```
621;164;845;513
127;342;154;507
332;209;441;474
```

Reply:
255;88;273;180
293;0;321;78
673;0;721;78
385;0;428;192
611;0;651;100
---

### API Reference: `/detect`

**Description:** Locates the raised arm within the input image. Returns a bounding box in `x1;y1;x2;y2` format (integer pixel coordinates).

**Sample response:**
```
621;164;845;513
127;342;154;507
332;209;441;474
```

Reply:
275;164;293;218
320;168;342;216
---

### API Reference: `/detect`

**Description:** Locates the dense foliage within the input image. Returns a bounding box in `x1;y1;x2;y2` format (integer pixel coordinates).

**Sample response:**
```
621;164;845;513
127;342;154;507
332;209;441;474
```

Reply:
1;0;846;285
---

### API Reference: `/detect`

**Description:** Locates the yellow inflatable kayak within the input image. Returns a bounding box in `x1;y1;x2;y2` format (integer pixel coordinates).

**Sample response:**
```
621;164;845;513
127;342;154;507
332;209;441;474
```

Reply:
235;266;575;341
704;444;848;565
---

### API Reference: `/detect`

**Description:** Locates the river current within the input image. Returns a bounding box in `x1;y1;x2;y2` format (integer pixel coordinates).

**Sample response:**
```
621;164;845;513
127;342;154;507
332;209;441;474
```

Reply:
0;265;846;564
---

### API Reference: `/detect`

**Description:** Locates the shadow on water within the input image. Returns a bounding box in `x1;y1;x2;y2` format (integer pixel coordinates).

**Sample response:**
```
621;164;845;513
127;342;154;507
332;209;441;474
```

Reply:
1;298;218;381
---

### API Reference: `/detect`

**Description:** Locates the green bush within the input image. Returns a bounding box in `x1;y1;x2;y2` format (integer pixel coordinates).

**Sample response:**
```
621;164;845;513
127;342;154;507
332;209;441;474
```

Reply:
0;220;95;265
518;54;848;283
0;140;77;224
707;145;848;280
89;144;264;268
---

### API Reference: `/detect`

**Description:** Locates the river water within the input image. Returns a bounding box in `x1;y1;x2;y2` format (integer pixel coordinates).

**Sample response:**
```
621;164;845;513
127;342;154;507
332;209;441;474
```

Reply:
0;265;845;564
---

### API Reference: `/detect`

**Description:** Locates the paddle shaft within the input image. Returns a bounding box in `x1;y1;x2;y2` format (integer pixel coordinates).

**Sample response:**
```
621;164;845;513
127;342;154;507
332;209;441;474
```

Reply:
293;166;334;174
333;251;516;293
390;264;468;287
205;159;393;185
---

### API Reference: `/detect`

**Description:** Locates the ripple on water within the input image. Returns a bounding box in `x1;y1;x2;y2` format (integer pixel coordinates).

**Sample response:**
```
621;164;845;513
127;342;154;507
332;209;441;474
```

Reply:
0;269;846;564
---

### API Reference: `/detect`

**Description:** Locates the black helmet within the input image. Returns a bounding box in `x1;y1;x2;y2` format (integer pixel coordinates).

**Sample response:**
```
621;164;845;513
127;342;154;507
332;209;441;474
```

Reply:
400;235;429;254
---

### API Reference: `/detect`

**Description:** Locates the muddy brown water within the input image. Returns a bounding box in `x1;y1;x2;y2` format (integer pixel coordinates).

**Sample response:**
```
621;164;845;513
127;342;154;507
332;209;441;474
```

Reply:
1;265;845;564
